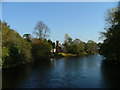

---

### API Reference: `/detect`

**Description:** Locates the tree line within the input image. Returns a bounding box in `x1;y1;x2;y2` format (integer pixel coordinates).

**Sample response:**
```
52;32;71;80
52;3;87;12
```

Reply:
1;21;53;68
0;20;100;68
62;34;99;55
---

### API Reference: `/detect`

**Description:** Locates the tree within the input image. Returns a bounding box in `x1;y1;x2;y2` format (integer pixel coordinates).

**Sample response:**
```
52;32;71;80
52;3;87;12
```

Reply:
32;39;52;60
70;38;85;55
86;40;98;54
47;39;55;49
63;34;73;53
63;34;87;55
23;34;32;42
100;2;120;63
64;33;73;44
2;21;33;68
34;21;50;39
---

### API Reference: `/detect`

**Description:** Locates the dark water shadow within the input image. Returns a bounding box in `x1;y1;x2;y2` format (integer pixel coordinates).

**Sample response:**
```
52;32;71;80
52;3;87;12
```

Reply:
2;59;52;88
100;60;120;88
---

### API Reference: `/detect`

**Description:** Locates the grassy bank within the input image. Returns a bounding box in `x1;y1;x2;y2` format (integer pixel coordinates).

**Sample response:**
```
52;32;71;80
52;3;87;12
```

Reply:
58;53;77;57
58;52;88;57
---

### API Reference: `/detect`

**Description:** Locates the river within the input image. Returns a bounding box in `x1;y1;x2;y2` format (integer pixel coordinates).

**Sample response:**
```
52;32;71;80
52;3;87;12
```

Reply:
2;54;120;88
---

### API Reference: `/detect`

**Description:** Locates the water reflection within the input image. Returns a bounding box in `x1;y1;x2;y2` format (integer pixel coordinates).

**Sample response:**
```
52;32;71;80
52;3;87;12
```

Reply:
50;58;56;66
2;55;120;88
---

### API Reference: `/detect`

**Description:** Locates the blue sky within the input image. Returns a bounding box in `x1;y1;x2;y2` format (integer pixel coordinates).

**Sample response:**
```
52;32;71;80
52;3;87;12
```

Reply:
2;2;117;43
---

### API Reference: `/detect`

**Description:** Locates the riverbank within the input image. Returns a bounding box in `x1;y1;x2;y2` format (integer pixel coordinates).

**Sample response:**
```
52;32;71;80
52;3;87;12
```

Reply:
57;52;90;57
2;52;99;69
58;53;77;57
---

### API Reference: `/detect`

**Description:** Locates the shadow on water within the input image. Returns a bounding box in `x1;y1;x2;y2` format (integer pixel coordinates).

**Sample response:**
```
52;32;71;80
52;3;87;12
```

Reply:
2;63;33;88
2;59;52;88
100;61;120;88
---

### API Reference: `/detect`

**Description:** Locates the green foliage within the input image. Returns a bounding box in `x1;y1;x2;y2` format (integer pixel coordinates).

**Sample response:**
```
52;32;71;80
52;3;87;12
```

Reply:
2;46;9;63
63;34;99;55
2;21;33;68
86;40;99;54
63;34;73;53
70;39;85;55
1;21;54;68
100;3;120;63
32;39;52;60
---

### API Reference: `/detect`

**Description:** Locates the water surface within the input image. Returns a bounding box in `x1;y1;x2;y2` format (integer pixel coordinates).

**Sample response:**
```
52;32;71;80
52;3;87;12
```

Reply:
2;54;120;88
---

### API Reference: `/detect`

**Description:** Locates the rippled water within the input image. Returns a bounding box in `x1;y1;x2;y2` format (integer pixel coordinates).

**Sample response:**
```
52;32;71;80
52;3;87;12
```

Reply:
2;54;120;88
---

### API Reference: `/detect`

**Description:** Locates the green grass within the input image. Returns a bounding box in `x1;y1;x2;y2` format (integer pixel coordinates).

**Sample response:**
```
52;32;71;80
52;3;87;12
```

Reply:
58;53;77;57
